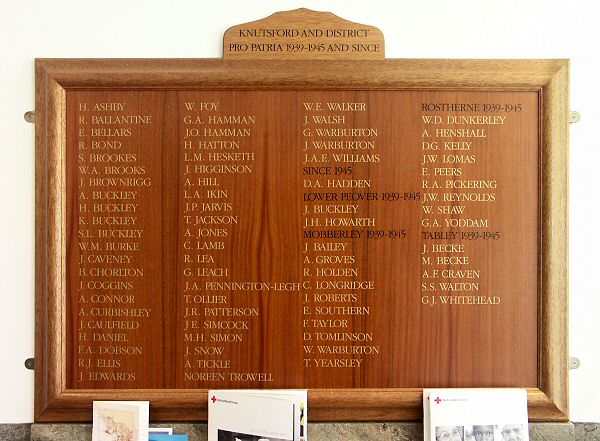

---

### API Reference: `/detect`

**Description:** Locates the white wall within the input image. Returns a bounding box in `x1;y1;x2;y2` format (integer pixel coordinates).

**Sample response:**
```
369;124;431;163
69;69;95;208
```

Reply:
1;0;598;423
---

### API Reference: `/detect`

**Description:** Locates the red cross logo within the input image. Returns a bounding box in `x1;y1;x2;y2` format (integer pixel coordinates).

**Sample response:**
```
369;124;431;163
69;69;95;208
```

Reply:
211;396;217;403
434;397;442;404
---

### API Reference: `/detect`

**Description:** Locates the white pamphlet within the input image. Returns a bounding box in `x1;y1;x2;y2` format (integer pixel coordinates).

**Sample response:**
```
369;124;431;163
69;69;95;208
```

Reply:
208;390;307;441
424;389;528;441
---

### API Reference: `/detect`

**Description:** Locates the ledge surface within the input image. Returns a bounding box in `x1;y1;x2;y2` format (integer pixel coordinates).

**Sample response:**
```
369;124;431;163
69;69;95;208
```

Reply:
0;422;596;441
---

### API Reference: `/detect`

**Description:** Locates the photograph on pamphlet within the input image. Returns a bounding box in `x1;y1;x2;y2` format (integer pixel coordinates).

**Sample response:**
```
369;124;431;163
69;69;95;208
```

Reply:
92;401;149;441
218;429;290;441
425;390;528;441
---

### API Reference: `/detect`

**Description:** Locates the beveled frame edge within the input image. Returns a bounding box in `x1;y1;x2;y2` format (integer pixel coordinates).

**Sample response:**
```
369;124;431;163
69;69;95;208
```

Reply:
538;60;569;421
34;58;569;422
35;61;68;422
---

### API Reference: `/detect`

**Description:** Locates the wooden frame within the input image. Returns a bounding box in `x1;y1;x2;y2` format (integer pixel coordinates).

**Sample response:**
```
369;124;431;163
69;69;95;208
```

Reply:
35;59;569;422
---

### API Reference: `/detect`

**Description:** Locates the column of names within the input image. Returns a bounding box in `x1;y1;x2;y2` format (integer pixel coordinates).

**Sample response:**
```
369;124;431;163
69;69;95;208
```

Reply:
300;98;381;370
73;99;156;385
419;104;514;307
180;99;269;384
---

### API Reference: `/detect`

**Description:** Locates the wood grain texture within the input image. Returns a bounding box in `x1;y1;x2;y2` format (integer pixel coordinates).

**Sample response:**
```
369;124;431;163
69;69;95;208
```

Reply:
35;63;68;420
34;59;569;422
538;61;569;420
34;59;567;89
223;8;385;60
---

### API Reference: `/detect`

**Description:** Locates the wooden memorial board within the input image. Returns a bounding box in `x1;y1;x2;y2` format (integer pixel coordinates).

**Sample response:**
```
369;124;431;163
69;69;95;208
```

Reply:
34;9;569;423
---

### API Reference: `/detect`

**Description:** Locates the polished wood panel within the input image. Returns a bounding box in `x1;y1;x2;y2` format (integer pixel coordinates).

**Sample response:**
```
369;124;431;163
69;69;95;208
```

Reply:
35;59;569;422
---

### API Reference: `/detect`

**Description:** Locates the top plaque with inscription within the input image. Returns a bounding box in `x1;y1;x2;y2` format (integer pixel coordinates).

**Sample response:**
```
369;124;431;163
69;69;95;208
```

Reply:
223;8;384;59
34;9;568;423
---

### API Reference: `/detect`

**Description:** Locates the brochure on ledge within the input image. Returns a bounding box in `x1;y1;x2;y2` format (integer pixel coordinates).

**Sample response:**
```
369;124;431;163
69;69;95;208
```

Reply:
424;389;528;441
208;390;307;441
149;435;187;441
92;400;150;441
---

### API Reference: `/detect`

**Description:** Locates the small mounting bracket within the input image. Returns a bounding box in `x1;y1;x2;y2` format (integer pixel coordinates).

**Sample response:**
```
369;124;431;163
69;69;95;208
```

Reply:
24;358;35;370
569;111;581;124
24;111;35;124
569;357;581;370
